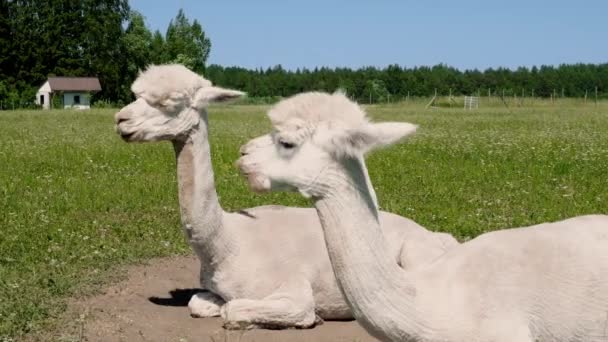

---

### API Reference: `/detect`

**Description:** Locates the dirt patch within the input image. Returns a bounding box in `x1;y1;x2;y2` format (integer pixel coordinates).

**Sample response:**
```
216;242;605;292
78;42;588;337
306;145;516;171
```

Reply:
56;255;377;342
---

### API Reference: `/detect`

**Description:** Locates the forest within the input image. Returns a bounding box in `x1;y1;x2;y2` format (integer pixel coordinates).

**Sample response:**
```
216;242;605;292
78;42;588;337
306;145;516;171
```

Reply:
1;0;607;107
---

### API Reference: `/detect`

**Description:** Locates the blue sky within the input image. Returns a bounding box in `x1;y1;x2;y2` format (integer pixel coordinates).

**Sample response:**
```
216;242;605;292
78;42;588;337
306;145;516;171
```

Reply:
130;0;607;71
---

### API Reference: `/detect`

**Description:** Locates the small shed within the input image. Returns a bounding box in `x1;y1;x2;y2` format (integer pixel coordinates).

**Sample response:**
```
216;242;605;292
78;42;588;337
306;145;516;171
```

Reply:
36;77;102;110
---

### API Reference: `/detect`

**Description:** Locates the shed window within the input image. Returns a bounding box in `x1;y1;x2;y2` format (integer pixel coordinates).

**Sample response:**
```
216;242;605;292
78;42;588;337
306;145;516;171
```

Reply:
74;95;80;104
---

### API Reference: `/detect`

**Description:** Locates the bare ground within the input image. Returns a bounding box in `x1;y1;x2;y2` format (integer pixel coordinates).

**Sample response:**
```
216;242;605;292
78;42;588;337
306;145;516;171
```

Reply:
54;255;377;342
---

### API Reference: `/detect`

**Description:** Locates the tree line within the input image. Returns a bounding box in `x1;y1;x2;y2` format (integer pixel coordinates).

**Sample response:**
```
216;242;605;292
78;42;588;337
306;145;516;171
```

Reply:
205;63;608;104
0;0;606;107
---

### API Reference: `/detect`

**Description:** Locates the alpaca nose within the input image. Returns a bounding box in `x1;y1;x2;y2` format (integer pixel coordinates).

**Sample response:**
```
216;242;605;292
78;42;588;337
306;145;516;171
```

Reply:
235;156;253;175
239;145;249;156
234;156;245;170
114;109;131;125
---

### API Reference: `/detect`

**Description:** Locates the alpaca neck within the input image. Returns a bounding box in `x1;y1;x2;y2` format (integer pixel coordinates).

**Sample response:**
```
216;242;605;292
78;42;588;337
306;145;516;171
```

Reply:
172;111;234;264
313;158;424;341
359;156;379;210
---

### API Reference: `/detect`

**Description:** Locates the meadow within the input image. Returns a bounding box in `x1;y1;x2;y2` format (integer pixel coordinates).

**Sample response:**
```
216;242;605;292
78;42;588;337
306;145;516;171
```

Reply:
1;100;608;339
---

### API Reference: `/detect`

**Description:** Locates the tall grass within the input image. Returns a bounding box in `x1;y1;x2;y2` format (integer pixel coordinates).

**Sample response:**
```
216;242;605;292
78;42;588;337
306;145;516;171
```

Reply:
1;102;607;339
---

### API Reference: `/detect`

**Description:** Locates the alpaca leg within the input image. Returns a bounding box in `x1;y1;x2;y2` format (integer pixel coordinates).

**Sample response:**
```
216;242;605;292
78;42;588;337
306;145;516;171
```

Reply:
221;277;318;329
189;291;225;318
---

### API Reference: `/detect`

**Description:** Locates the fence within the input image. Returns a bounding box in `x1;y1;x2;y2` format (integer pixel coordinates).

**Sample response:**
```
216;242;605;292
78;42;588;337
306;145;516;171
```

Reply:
1;87;606;110
0;100;38;110
464;96;479;109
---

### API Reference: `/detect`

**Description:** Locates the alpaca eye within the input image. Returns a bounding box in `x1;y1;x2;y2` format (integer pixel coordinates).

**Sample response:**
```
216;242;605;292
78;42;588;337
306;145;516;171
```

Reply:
279;140;296;149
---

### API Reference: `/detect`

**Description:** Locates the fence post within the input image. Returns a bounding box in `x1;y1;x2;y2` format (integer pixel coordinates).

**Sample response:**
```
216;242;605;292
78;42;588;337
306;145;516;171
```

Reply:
487;88;491;105
596;86;599;106
449;88;452;107
553;89;557;104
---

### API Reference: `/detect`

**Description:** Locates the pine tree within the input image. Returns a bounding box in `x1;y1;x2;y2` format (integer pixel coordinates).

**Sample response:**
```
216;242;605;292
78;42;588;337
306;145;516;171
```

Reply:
165;9;211;73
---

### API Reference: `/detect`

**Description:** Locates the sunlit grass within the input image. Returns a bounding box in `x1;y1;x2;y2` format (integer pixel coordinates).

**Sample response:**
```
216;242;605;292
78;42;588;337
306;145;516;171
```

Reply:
1;101;607;339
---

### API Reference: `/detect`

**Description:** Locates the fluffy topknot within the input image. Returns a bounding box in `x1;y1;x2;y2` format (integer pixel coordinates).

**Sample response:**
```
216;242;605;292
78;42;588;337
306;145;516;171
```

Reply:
268;91;368;130
131;64;211;104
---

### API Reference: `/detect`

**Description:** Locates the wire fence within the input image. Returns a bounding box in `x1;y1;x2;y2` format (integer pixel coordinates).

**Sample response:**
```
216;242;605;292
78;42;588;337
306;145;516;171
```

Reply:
360;86;606;108
0;100;39;110
0;88;606;110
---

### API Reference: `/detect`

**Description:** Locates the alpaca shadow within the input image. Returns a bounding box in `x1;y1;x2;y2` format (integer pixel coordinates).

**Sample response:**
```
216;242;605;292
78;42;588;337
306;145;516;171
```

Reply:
148;288;203;307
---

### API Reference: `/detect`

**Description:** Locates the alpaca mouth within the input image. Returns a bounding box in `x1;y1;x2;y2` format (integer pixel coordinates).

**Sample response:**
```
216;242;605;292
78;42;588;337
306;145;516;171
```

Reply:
244;172;271;193
120;132;135;141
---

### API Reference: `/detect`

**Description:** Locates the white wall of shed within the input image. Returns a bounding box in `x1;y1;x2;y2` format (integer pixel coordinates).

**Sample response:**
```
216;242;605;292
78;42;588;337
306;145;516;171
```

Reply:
35;91;51;109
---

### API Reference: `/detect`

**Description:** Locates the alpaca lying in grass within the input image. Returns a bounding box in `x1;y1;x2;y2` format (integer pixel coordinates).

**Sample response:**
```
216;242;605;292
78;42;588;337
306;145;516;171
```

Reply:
237;90;608;341
114;64;458;329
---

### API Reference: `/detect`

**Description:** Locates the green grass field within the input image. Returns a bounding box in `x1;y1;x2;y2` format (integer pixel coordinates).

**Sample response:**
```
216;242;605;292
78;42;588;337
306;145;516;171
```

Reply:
1;101;608;339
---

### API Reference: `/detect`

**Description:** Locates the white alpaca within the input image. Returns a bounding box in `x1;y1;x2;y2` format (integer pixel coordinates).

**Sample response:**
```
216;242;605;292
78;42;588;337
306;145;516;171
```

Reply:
114;65;458;329
237;91;608;341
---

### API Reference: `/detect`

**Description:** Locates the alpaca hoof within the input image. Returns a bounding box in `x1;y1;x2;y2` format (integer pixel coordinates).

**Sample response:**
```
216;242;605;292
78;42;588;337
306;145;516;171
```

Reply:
222;320;257;330
188;291;222;318
220;303;256;330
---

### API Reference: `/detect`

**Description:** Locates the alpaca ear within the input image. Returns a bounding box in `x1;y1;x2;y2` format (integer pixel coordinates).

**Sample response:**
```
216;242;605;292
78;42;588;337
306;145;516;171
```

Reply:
192;86;245;108
332;122;418;156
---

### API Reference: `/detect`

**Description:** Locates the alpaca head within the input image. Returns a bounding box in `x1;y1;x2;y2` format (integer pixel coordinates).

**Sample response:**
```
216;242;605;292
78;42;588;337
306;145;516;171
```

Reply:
237;91;417;198
115;64;244;142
